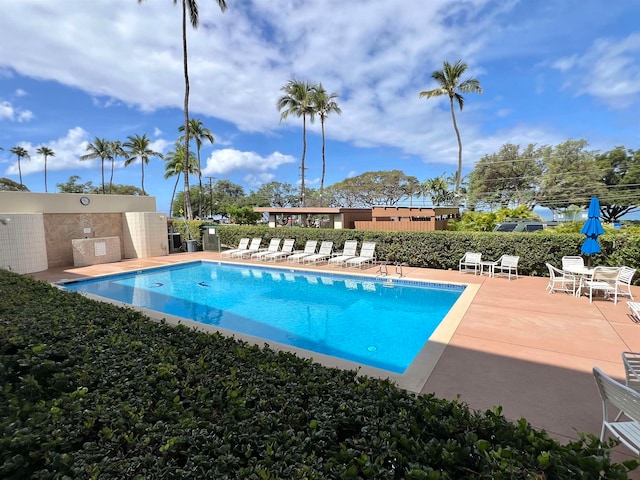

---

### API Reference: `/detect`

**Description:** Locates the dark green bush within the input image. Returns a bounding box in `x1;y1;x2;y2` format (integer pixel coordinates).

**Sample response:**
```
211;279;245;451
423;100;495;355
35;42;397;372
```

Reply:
216;226;640;279
1;270;637;478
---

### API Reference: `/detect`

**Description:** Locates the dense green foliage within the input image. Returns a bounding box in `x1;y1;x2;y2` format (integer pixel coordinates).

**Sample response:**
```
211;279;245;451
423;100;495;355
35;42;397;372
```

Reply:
1;271;636;478
216;226;640;279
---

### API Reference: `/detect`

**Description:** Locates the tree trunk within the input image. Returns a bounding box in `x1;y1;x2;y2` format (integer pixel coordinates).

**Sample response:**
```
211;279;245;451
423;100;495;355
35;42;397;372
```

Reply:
449;96;463;207
320;117;326;202
181;0;193;219
44;157;48;193
301;114;307;207
141;159;145;195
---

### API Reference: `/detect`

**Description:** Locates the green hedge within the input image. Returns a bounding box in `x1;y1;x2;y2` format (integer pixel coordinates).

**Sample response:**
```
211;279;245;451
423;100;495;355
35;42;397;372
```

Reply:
1;270;637;478
216;226;640;279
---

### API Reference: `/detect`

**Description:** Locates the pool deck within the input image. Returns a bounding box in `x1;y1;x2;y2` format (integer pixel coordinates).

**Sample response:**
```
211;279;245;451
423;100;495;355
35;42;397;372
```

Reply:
30;251;640;461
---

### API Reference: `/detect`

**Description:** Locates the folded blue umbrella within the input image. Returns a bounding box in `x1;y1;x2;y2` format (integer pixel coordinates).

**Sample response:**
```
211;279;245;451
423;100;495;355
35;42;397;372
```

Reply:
580;197;604;255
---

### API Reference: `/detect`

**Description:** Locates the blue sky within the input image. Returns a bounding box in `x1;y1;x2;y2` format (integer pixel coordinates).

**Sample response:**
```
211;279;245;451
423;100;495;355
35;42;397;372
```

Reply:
1;0;640;216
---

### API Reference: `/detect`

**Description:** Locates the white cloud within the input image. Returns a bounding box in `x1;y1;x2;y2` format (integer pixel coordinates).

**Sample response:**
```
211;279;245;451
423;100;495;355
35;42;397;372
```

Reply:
0;100;33;122
203;149;296;176
553;33;640;108
15;88;27;97
5;127;91;176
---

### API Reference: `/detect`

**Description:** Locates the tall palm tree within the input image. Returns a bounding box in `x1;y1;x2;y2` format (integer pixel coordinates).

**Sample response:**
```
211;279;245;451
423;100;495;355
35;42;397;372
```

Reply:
311;83;341;200
109;140;125;194
419;60;482;205
179;118;214;216
138;0;227;219
123;134;163;195
164;142;197;217
9;146;29;187
80;137;111;194
36;146;55;193
277;79;315;206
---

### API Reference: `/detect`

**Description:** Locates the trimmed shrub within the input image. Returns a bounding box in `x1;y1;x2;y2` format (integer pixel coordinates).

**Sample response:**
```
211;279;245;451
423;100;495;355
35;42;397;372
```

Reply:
216;226;639;279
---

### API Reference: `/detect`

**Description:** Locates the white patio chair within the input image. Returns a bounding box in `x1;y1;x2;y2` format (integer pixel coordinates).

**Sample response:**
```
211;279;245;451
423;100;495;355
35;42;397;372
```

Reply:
545;263;576;294
628;302;640;322
614;267;636;301
493;255;519;280
592;367;640;454
345;242;377;269
562;256;585;271
458;252;482;275
584;266;621;303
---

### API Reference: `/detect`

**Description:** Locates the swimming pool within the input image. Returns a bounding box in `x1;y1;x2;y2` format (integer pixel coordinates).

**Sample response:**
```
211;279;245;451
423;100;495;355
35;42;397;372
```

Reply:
62;261;465;375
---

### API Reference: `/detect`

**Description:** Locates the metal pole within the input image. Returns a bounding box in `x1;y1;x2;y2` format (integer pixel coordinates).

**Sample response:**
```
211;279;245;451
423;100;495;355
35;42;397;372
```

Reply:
205;176;215;219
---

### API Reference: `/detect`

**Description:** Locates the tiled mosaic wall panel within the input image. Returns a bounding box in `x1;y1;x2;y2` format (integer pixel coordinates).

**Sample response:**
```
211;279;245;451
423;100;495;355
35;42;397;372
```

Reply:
0;213;48;274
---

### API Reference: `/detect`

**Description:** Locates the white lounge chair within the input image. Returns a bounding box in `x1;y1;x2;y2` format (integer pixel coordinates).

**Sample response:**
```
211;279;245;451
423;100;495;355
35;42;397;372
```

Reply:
583;266;620;303
251;238;281;259
545;263;577;294
346;242;377;269
287;240;317;263
231;237;262;258
303;241;333;264
493;255;519;280
592;367;640;455
458;252;482;275
628;302;640;322
264;239;295;261
328;240;359;267
221;237;249;257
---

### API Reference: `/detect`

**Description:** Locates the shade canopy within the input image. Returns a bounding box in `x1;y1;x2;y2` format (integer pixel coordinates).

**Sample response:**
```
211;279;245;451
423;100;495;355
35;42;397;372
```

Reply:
580;197;604;255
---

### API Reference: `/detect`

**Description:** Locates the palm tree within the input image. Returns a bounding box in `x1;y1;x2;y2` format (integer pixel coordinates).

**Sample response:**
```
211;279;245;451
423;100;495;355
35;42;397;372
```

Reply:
164;142;197;217
123;134;163;195
80;137;111;194
9;146;29;187
138;0;227;219
277;79;315;206
110;140;126;194
36;146;55;193
179;118;214;216
310;84;341;200
419;60;482;205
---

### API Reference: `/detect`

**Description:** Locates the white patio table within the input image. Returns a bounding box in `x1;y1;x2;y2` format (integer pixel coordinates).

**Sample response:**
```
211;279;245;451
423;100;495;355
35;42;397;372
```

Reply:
563;265;595;296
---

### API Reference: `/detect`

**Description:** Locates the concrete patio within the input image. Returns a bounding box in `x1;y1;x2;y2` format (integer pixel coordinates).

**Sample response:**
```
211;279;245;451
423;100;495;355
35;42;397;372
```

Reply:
30;251;640;464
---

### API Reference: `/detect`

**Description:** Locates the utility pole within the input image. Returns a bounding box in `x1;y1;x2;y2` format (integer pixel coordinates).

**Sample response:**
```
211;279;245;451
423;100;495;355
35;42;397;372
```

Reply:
205;176;215;219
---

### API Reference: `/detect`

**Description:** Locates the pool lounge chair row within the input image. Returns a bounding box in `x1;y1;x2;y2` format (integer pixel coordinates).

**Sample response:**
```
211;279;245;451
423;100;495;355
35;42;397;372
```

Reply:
220;238;377;269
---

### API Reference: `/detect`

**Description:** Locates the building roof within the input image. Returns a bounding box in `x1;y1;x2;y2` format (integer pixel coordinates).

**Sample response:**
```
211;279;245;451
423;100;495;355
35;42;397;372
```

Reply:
253;207;370;214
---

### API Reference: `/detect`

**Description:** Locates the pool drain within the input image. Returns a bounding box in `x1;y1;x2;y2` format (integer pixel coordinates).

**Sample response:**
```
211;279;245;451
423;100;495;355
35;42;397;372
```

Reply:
367;346;377;352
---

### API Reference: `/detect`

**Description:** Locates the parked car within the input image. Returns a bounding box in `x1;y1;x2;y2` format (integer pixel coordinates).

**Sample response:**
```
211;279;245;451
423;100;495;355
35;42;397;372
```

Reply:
493;221;558;233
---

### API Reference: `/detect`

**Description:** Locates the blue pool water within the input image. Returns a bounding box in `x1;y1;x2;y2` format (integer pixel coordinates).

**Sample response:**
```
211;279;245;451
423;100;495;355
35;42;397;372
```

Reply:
63;261;464;373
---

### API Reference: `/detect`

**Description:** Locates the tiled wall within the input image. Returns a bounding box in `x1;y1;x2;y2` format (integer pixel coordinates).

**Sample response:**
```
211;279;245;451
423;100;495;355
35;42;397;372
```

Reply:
44;213;124;268
72;236;122;267
123;212;169;258
0;213;48;274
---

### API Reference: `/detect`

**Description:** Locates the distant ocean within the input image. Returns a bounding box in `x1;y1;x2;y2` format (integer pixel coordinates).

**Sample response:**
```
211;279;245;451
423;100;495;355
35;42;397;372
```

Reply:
533;207;640;222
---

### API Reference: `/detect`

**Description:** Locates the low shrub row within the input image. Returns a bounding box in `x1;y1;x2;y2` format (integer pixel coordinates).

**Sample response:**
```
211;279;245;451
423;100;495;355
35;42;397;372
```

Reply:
216;226;640;279
1;270;637;478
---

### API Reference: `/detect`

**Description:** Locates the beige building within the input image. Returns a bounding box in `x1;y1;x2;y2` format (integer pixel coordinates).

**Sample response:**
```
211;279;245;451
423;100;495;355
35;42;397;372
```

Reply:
0;192;168;274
